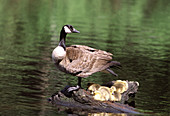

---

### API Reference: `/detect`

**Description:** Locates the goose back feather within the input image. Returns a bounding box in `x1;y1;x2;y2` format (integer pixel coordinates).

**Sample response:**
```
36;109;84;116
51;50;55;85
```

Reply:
58;45;117;78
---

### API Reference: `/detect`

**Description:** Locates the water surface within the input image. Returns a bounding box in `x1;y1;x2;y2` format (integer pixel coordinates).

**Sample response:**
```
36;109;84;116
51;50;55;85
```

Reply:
0;0;170;115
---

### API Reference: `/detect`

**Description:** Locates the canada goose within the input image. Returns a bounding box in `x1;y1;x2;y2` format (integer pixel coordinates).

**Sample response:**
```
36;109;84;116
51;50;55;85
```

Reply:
52;25;121;91
114;80;128;93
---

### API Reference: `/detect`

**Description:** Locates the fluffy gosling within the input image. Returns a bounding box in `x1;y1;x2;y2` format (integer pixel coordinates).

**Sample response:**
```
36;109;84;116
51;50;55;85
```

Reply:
113;80;128;93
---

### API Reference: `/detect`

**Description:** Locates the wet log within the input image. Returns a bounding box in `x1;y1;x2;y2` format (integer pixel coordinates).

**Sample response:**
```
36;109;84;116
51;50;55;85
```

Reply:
48;81;141;114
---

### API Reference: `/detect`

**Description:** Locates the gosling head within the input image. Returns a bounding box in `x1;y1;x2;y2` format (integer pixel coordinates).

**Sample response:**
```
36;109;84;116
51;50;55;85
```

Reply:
110;86;116;95
87;83;101;94
63;25;80;34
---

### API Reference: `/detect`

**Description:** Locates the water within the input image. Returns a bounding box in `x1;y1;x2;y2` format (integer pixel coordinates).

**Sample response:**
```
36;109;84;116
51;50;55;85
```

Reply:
0;0;170;115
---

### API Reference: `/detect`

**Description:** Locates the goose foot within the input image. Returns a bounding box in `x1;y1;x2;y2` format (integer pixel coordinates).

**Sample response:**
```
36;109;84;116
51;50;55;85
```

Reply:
67;85;80;92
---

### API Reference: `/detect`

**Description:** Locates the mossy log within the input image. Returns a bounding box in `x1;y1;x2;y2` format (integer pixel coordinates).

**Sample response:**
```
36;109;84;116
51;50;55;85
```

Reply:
48;81;141;114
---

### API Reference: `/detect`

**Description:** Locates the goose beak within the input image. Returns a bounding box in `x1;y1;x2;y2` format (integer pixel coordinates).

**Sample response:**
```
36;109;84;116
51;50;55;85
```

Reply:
73;28;80;33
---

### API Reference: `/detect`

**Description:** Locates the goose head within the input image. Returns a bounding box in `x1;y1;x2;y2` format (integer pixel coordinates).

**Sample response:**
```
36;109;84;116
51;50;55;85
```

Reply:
63;25;80;34
52;25;80;63
59;25;80;49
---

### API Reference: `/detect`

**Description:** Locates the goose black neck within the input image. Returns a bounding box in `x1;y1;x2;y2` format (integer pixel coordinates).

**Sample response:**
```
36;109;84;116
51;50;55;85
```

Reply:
59;29;67;50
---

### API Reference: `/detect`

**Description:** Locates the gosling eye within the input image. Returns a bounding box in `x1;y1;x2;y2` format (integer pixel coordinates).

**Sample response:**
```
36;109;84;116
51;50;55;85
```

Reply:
90;90;94;94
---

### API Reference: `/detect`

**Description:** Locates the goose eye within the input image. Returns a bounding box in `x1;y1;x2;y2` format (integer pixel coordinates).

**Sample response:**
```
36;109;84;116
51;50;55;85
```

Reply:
70;26;73;30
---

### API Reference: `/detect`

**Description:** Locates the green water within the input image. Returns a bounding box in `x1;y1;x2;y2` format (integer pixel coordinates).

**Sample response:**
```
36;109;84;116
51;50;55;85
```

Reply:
0;0;170;115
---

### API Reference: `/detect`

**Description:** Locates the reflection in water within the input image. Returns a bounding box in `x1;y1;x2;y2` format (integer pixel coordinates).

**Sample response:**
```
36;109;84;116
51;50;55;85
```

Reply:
0;0;170;115
0;0;52;115
88;113;127;116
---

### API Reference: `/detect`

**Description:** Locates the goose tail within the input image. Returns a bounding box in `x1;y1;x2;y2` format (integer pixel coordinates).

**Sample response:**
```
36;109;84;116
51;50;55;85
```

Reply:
101;61;121;76
110;61;121;69
106;68;118;77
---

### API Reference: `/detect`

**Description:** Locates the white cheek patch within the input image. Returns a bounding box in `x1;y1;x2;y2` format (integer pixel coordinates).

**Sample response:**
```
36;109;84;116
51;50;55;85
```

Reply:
64;26;72;33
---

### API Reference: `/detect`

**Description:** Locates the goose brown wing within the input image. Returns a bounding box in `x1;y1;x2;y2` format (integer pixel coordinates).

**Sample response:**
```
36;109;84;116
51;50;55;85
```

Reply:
59;45;114;77
68;45;113;60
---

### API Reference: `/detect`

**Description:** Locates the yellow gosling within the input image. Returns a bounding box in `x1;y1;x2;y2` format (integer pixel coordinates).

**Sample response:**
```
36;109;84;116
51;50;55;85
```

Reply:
114;80;128;93
97;86;111;101
110;86;121;101
93;91;103;101
110;91;122;101
87;83;101;94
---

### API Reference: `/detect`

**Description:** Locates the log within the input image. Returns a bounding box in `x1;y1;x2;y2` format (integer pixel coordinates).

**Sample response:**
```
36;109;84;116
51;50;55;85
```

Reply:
48;80;141;114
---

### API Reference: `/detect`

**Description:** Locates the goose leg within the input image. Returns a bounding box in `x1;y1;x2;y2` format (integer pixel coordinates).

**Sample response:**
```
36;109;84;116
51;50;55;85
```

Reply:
78;77;82;87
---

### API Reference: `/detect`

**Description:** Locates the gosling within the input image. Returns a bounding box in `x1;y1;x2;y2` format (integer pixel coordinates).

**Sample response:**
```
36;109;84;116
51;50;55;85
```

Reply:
113;80;128;93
